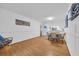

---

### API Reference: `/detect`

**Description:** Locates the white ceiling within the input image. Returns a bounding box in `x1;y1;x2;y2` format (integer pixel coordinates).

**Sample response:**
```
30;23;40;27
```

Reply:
0;3;70;28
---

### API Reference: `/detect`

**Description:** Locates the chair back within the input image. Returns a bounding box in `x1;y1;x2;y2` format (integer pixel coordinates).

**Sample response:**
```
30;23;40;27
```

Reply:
0;35;4;42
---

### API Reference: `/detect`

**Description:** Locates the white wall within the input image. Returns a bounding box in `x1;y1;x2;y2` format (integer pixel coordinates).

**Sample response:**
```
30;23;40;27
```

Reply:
0;8;41;44
65;16;79;56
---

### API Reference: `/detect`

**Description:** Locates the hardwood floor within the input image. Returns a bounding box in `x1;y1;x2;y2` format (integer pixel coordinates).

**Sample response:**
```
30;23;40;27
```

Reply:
0;36;70;56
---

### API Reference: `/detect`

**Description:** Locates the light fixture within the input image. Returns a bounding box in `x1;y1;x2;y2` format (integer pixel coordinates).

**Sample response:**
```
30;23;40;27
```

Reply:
46;16;55;21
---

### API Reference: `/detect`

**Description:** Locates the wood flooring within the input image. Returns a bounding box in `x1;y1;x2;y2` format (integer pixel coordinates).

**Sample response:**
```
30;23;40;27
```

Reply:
0;36;70;56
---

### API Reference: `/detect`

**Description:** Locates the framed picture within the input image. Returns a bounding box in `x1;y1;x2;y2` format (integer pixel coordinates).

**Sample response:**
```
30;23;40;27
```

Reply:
65;15;68;28
65;3;79;28
67;9;72;20
15;19;30;26
71;3;79;21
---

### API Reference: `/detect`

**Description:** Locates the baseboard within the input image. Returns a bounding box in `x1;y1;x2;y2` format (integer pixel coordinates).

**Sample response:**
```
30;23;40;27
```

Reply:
11;36;40;45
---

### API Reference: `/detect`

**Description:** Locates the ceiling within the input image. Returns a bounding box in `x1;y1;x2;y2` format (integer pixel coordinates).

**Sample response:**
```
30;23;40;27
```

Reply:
0;3;70;28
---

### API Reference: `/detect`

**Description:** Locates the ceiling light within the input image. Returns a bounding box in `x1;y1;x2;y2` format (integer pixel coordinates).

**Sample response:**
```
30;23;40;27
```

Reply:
46;17;55;21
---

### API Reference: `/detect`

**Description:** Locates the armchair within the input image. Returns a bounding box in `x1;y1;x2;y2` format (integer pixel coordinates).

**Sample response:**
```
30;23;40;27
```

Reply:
0;35;13;48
